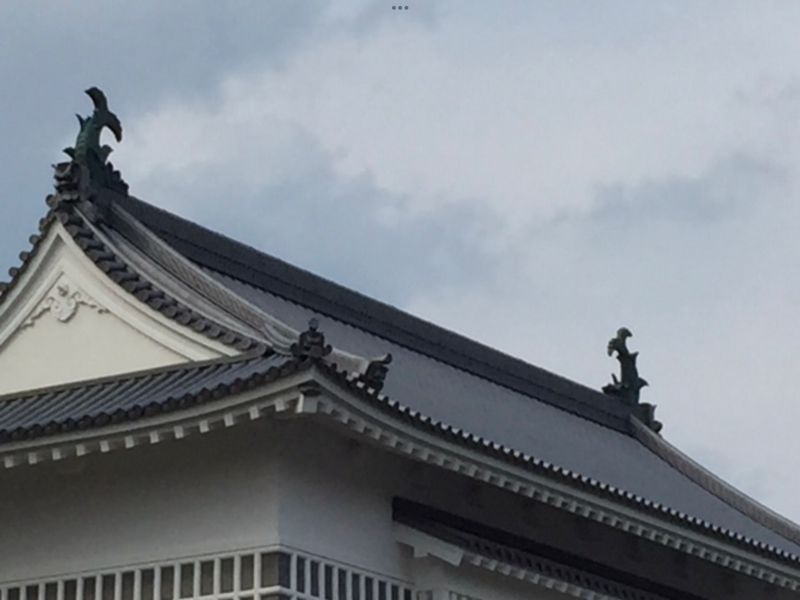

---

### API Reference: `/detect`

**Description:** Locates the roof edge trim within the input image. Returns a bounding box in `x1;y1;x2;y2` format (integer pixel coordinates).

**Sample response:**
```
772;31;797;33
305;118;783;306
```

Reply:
309;363;800;579
107;201;376;376
632;419;800;547
0;360;314;463
0;179;263;357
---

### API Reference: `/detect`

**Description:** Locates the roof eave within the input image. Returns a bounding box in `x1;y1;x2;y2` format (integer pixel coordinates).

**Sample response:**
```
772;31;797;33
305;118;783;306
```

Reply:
305;364;800;586
0;358;796;587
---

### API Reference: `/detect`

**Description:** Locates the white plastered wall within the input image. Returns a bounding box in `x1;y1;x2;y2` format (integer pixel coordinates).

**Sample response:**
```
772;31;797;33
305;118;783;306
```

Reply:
0;222;238;396
0;417;572;600
0;419;281;581
271;419;576;599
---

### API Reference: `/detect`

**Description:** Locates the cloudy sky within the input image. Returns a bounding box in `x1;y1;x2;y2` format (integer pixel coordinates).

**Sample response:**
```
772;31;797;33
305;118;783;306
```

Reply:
2;1;799;523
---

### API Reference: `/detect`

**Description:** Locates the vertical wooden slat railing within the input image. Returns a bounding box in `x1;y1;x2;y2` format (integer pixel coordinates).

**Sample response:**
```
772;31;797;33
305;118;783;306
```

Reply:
1;549;415;600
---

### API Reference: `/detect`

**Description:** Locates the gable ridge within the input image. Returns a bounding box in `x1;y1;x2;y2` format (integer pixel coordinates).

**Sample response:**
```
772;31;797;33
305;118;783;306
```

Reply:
0;186;263;358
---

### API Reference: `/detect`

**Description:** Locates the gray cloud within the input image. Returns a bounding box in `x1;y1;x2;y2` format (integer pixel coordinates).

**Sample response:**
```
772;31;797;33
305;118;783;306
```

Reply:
0;1;327;273
130;123;497;302
592;155;787;225
407;151;800;519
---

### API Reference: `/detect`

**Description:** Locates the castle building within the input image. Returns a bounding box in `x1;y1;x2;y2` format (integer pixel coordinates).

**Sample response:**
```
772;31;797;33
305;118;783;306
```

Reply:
1;89;799;600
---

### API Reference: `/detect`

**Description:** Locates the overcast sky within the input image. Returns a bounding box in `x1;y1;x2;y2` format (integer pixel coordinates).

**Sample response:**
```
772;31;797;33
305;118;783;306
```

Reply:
1;1;799;523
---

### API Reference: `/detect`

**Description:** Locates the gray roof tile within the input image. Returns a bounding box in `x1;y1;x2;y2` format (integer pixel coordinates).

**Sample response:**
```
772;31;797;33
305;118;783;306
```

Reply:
0;354;295;442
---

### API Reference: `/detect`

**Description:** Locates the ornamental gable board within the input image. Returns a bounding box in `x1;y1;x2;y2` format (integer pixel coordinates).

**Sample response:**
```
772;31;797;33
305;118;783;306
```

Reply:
0;221;235;396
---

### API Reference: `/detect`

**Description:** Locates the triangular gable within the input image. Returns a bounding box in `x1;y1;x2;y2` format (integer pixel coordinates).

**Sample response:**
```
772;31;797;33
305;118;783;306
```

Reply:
0;220;238;396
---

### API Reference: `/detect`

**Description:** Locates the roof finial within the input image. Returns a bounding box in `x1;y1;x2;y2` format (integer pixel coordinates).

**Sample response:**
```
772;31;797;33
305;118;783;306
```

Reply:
602;327;648;405
61;87;127;194
291;319;332;360
358;353;393;392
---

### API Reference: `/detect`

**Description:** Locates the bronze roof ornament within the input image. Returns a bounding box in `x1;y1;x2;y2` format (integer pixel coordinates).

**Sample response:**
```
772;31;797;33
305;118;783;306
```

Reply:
291;319;333;360
358;353;393;392
61;87;128;195
603;327;648;405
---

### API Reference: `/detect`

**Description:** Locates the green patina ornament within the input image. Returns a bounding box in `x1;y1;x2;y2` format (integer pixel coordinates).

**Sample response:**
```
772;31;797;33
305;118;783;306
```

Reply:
603;327;648;404
62;87;127;193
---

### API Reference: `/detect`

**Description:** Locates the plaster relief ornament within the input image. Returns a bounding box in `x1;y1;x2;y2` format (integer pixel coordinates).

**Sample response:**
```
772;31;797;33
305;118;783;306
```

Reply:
21;283;108;329
603;327;648;405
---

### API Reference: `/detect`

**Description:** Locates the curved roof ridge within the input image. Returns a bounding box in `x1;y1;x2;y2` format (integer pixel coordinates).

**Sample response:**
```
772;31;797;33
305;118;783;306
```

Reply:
105;198;374;376
631;418;800;546
107;201;298;349
70;202;261;353
0;184;263;357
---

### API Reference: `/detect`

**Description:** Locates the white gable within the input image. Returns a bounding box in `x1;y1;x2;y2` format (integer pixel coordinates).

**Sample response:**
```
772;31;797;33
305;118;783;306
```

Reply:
0;222;238;396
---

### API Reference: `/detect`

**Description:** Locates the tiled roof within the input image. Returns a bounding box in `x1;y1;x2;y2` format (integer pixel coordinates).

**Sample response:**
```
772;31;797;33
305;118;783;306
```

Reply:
117;193;658;433
0;353;298;443
110;193;800;560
